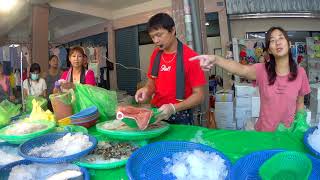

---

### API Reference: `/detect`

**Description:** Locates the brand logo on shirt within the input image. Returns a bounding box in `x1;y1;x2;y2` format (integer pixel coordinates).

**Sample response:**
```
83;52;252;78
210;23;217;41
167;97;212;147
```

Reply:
160;65;171;72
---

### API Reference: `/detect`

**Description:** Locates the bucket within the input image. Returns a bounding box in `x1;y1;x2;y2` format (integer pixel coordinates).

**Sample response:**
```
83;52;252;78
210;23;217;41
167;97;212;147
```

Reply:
49;91;74;120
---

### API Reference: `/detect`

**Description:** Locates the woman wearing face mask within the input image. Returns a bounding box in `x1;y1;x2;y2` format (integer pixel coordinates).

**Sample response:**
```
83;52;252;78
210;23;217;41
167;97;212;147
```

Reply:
0;63;15;101
190;27;311;132
54;46;95;92
23;63;47;98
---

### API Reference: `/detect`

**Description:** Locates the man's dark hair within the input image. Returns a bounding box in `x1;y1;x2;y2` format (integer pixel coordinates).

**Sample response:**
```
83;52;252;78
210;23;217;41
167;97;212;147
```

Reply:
147;13;175;32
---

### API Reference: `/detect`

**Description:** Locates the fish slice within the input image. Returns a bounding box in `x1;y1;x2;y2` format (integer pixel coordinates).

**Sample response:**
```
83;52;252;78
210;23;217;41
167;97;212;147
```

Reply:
120;108;160;128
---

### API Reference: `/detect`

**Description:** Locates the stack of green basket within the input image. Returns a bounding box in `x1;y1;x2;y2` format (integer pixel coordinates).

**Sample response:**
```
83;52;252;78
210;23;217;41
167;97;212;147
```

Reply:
259;151;312;180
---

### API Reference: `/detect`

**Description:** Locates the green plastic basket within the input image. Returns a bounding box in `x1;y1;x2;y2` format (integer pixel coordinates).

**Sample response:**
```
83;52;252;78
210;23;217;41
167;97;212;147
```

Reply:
121;108;160;128
96;121;170;141
259;151;312;180
0;121;56;144
75;140;147;169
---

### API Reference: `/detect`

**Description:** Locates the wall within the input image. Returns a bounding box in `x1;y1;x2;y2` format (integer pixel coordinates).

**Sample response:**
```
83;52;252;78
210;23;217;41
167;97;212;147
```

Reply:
230;18;320;38
139;44;154;80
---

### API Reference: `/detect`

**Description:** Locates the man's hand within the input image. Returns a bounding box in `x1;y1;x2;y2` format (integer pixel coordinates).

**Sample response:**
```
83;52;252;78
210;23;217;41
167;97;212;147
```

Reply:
155;103;176;122
60;82;75;90
189;55;217;71
135;87;149;103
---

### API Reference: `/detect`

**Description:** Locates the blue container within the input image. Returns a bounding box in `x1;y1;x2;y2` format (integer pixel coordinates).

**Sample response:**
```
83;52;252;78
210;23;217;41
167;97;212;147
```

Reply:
126;141;232;180
230;150;320;180
0;160;90;180
19;132;97;164
71;106;98;119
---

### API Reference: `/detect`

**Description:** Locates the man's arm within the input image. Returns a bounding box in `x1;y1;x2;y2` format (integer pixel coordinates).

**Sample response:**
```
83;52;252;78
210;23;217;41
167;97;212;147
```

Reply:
174;86;205;112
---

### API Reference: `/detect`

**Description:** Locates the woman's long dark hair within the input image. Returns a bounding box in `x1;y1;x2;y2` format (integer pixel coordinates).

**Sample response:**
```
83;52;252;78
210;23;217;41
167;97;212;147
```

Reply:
264;27;297;85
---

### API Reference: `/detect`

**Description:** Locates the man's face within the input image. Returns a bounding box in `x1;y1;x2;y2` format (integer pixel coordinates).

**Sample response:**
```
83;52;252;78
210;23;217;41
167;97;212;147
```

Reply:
149;27;176;50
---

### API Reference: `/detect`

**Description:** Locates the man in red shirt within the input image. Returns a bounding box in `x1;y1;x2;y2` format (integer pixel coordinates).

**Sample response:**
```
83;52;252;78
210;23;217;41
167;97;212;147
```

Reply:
135;13;206;125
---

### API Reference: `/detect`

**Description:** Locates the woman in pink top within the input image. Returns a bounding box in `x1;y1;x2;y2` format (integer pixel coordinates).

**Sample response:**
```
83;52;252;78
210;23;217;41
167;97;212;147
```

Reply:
190;27;311;131
54;46;95;92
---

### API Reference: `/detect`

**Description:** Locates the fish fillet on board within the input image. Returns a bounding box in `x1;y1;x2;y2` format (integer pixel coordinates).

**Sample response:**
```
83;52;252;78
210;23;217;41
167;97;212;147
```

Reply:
116;105;153;130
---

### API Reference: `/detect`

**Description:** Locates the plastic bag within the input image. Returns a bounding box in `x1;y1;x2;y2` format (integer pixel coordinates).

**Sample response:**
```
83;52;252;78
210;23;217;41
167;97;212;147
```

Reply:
72;84;117;121
276;110;309;139
0;100;21;118
25;96;47;113
24;99;55;122
0;106;10;127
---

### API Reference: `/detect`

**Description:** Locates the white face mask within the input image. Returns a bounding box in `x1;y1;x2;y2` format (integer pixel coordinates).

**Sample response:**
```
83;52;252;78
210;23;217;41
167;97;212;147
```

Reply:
31;73;39;80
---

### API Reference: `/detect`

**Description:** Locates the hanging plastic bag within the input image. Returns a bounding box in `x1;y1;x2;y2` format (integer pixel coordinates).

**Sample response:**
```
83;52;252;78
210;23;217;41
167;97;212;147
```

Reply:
49;90;74;120
0;100;21;118
276;109;309;139
24;99;56;123
72;84;117;121
25;96;47;113
0;106;10;127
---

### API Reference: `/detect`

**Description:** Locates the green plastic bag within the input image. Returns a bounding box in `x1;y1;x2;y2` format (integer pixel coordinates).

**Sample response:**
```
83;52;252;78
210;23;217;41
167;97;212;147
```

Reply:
25;96;48;113
72;84;117;121
276;110;309;139
0;100;21;118
0;106;10;128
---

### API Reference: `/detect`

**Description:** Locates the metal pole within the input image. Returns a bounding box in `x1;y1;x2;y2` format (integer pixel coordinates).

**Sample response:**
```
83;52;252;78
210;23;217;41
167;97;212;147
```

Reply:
20;50;24;112
189;0;203;54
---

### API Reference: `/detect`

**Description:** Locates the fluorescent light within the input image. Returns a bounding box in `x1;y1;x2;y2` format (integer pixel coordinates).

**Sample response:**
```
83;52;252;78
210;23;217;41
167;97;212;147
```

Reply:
0;0;17;13
205;22;210;26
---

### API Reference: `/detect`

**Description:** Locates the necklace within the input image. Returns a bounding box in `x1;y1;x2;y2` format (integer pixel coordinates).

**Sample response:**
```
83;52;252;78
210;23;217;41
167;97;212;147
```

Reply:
161;53;176;63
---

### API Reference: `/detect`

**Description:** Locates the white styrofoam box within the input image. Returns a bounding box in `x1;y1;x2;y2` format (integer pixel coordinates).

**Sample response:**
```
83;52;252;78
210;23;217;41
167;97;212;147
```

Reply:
235;83;258;97
310;113;320;126
309;99;320;119
215;90;234;102
216;121;236;130
235;107;251;119
235;105;251;130
236;117;253;130
306;108;311;126
235;97;252;108
215;101;234;112
214;112;234;124
310;83;320;99
251;95;261;117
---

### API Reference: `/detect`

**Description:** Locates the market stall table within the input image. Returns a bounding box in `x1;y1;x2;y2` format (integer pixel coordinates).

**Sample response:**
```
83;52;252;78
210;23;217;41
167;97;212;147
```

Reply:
87;124;308;180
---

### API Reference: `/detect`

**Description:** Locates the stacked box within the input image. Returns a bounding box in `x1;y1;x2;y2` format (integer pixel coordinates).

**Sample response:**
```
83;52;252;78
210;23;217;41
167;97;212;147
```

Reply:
309;83;320;125
215;101;236;130
234;83;258;130
215;90;233;102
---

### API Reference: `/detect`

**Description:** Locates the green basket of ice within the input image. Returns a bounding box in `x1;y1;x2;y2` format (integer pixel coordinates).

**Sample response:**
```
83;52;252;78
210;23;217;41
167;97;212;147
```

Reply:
0;120;56;144
75;134;147;169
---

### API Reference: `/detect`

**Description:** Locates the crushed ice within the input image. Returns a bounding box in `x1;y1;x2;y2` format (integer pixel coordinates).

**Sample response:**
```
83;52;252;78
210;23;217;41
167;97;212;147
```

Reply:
28;133;92;158
8;163;81;180
0;146;23;165
163;150;228;180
